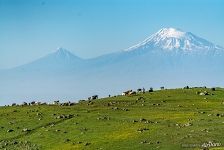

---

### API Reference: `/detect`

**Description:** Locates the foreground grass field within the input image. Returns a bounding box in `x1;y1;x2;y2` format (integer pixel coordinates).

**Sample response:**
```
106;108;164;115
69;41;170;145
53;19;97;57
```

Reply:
0;87;224;150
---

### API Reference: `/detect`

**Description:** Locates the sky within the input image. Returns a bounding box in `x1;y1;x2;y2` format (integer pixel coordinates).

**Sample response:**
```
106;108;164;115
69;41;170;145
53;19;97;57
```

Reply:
0;0;224;69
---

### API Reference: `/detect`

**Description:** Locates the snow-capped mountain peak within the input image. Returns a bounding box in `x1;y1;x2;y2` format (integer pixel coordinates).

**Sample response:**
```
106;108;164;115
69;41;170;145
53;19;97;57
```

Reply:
125;27;223;53
53;47;81;61
56;47;73;57
156;28;185;38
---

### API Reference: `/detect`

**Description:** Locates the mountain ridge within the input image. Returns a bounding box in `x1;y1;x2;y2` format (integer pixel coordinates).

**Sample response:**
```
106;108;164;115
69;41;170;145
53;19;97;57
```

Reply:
5;27;224;71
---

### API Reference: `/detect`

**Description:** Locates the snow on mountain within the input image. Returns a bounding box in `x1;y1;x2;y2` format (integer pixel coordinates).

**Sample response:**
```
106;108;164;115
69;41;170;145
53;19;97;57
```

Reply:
54;47;82;61
125;28;224;54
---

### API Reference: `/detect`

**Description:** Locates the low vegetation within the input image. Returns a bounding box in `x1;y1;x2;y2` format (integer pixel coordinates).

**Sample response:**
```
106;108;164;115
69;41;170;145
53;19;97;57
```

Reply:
0;87;224;150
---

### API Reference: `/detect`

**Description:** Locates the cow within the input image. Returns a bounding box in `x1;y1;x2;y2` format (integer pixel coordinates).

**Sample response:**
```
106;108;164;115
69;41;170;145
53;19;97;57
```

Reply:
53;100;60;105
35;101;41;105
122;90;132;96
184;86;190;89
137;88;142;92
129;91;136;95
91;95;98;100
122;92;127;96
22;102;27;106
12;103;16;106
149;87;153;92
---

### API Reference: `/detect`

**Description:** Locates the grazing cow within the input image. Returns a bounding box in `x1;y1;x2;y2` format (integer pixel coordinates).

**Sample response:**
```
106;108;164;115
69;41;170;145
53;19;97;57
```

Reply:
199;92;205;96
199;91;209;96
60;102;68;106
122;90;138;96
122;90;132;96
30;101;36;105
12;103;16;106
122;92;128;96
211;87;216;91
203;91;209;95
53;100;60;105
137;88;142;92
7;129;14;132
79;100;86;103
22;102;27;106
91;95;98;100
184;86;190;89
129;91;136;95
149;87;153;92
35;101;41;105
127;90;132;93
68;102;75;106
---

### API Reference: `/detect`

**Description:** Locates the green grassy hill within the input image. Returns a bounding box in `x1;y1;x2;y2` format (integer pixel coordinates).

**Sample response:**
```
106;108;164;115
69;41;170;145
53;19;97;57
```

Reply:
0;87;224;150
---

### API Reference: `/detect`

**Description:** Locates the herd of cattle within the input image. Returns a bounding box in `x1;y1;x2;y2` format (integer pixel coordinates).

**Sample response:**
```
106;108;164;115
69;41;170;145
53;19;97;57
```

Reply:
122;88;146;96
9;86;216;107
9;87;152;107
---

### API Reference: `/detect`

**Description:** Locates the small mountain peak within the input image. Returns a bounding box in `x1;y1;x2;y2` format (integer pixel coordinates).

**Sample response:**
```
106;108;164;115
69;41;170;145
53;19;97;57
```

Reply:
52;47;81;61
56;47;70;54
55;47;75;57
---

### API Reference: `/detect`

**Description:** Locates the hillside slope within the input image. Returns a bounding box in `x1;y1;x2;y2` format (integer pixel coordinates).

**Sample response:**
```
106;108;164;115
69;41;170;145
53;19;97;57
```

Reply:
0;87;224;150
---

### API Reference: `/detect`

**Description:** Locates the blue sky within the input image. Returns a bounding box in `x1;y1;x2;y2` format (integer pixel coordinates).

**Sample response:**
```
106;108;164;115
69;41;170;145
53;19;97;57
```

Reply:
0;0;224;69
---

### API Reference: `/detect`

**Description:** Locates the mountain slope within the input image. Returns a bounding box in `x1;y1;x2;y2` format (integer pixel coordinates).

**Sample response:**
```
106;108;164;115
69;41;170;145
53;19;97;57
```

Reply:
125;28;224;55
13;48;84;72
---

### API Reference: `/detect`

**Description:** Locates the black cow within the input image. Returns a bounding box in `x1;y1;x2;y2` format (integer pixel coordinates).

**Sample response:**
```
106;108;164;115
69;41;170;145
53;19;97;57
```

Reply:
91;95;98;100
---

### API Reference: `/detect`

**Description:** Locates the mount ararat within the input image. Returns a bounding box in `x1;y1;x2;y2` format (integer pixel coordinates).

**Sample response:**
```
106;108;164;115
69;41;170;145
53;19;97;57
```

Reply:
1;28;224;105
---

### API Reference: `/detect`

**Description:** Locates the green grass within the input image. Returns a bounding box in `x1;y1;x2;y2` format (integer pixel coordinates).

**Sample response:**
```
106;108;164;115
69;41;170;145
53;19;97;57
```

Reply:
0;87;224;150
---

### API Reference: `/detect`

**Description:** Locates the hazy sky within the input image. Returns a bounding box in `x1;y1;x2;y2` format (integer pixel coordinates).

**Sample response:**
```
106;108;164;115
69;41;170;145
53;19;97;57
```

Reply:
0;0;224;69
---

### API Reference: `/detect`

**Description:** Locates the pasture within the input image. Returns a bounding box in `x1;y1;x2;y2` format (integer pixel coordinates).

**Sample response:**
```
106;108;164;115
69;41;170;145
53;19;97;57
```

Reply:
0;87;223;150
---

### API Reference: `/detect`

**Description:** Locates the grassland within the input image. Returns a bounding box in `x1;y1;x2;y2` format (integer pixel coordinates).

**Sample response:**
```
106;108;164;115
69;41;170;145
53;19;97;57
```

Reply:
0;87;224;150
